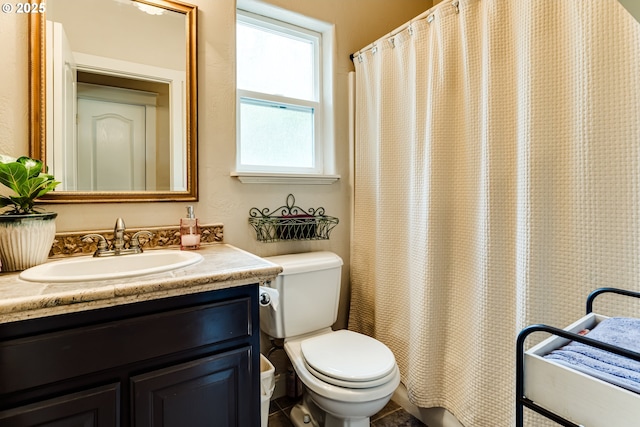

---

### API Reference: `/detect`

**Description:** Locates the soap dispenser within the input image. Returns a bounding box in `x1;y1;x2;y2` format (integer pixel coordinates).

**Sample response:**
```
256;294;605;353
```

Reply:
180;205;201;250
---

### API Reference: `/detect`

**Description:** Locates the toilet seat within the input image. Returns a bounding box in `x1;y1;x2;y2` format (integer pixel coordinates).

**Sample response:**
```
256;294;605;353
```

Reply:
300;330;397;389
302;359;398;389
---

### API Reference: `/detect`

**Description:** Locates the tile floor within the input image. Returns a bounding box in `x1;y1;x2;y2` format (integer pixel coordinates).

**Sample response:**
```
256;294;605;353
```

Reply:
267;395;427;427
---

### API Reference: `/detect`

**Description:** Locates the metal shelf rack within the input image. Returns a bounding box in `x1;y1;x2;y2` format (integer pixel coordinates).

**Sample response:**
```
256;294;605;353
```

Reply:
248;194;339;243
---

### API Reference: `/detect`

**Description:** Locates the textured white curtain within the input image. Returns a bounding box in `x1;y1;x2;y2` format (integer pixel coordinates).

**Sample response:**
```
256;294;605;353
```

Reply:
349;0;640;426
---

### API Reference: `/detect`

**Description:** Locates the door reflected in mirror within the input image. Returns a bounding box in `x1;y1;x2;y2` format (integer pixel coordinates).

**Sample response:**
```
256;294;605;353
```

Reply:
29;0;198;202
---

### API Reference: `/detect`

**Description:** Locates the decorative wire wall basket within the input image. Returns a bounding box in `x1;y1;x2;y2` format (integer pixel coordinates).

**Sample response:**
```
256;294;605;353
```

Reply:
248;194;339;243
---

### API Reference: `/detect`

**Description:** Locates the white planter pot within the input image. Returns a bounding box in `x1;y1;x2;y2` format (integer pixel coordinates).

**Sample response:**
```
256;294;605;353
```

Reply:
0;213;57;272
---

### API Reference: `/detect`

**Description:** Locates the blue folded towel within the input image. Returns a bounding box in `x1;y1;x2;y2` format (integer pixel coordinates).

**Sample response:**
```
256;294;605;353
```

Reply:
544;317;640;394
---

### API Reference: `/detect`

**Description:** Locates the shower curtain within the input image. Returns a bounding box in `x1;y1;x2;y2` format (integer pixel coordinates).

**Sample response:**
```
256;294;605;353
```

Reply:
349;0;640;426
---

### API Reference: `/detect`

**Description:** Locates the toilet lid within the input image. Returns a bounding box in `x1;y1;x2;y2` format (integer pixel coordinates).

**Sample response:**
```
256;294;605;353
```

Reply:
300;330;396;384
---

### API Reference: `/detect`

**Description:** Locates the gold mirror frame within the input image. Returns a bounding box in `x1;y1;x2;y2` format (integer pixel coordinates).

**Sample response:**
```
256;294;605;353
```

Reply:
29;0;198;203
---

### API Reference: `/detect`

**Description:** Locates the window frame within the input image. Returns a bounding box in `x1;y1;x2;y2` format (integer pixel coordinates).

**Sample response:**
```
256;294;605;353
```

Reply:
234;8;338;183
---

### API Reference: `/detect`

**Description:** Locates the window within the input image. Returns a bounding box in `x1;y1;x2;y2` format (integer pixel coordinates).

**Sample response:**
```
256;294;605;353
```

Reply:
235;9;337;183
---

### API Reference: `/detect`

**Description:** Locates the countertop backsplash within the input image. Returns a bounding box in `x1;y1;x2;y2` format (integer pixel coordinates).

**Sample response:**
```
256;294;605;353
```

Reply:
49;223;224;258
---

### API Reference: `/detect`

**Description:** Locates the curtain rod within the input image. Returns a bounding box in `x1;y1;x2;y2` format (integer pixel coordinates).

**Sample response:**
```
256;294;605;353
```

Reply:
350;0;459;62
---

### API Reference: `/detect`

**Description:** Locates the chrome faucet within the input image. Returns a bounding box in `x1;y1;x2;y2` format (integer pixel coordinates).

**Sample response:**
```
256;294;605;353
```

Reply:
83;218;154;257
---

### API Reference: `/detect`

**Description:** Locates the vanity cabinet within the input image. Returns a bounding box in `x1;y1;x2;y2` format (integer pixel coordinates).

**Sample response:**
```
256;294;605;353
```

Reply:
0;284;260;427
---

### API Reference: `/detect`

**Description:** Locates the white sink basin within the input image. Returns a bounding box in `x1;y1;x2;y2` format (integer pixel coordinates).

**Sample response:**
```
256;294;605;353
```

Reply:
19;250;204;283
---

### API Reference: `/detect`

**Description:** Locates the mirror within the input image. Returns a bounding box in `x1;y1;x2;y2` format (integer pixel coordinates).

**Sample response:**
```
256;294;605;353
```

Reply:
29;0;197;202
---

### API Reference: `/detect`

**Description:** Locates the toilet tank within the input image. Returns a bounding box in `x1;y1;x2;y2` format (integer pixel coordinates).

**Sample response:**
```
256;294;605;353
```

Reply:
260;251;343;339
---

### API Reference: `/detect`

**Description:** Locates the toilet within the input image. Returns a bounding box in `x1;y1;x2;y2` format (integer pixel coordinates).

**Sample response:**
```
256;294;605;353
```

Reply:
260;251;400;427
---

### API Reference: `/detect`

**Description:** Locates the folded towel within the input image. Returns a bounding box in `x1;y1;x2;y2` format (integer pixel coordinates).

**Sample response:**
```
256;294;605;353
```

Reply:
544;317;640;393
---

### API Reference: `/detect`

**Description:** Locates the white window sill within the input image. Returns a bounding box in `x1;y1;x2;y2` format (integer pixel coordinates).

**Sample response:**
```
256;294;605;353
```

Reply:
230;172;340;185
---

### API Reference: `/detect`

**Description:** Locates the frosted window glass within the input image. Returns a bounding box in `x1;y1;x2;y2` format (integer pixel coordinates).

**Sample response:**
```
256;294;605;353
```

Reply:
237;22;315;101
239;99;314;168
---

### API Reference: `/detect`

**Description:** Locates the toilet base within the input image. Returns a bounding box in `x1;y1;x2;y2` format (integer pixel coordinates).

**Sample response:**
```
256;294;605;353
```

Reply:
324;413;370;427
290;403;320;427
289;395;371;427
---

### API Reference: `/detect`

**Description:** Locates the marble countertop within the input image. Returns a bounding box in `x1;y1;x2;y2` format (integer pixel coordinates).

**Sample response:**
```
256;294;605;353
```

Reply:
0;244;282;324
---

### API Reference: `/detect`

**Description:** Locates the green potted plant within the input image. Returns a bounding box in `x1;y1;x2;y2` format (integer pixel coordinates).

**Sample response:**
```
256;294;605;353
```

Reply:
0;155;60;272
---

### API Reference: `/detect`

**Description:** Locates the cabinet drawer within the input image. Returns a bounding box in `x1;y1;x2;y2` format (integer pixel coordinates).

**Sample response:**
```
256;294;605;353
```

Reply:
0;297;251;394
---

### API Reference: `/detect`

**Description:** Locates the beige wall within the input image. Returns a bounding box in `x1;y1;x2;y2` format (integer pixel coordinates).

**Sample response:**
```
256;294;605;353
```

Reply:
0;0;431;328
619;0;640;23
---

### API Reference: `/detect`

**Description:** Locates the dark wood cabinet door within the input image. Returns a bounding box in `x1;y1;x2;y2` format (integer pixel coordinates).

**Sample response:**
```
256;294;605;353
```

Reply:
131;347;254;427
0;383;120;427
